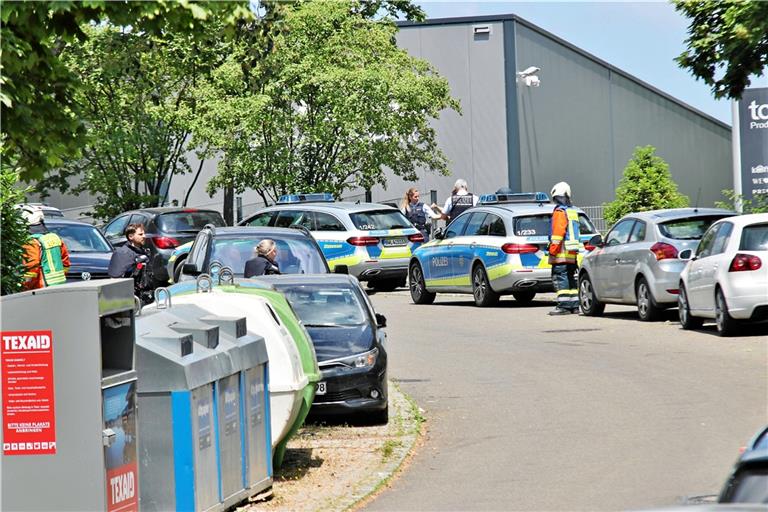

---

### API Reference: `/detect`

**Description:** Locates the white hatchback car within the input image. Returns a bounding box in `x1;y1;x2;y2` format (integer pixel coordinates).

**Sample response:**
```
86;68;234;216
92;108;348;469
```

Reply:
678;213;768;336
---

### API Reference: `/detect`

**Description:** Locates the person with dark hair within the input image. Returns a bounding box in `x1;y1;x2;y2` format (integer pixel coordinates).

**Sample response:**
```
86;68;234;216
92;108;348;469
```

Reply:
19;204;70;290
108;223;149;278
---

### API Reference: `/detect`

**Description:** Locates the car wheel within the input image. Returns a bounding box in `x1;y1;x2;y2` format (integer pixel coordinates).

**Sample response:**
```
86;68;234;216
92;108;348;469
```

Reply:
472;264;499;307
678;284;703;330
173;257;186;284
369;278;400;292
578;272;605;316
636;276;662;321
715;287;739;336
512;291;536;304
409;262;435;305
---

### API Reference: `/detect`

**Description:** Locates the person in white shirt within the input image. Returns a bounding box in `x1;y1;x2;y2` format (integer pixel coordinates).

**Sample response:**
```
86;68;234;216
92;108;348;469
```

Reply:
400;187;442;241
435;179;478;222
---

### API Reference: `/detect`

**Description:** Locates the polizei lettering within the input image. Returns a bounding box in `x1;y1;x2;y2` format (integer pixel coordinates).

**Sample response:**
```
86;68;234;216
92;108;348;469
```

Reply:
3;334;51;351
109;470;135;505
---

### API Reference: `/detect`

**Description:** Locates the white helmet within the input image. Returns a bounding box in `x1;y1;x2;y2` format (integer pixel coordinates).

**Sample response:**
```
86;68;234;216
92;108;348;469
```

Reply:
17;204;44;226
550;182;571;199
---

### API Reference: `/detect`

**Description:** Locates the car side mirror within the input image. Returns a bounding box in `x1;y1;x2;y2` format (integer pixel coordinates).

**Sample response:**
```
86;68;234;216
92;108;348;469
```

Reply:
182;262;201;276
679;249;694;261
375;313;387;328
588;234;604;248
433;228;445;240
334;264;349;275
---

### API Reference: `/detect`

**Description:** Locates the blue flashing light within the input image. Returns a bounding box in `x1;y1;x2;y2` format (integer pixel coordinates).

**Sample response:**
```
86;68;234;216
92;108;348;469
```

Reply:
478;192;551;205
277;193;335;204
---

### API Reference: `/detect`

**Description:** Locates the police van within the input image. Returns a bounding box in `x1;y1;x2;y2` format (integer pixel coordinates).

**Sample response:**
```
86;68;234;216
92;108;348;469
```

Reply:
409;192;599;306
238;193;423;291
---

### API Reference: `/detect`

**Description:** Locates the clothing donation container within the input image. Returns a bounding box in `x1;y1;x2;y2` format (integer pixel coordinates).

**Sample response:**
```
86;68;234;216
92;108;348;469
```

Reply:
135;292;270;512
1;279;139;512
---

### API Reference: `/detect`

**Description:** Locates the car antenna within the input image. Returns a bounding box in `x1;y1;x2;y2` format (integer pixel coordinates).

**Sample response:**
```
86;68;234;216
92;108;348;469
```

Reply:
694;187;701;213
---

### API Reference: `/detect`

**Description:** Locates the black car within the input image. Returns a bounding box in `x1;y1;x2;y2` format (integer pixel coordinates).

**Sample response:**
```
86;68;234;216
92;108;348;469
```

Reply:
719;425;768;504
45;218;114;281
257;274;389;423
179;225;330;279
102;207;226;285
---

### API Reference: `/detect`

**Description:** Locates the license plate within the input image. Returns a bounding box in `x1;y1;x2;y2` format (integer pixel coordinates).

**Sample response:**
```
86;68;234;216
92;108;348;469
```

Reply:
382;237;407;247
316;382;327;395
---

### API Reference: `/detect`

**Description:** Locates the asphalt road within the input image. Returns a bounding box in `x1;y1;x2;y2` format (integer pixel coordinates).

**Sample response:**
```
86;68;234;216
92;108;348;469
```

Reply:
363;291;768;511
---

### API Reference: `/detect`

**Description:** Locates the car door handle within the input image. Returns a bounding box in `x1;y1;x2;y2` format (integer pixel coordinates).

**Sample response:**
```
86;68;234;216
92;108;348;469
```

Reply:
470;242;476;248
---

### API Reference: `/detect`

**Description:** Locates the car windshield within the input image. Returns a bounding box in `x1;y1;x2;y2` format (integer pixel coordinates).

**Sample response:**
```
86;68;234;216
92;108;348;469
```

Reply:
210;236;327;275
349;210;410;231
740;224;768;251
513;213;597;236
658;216;729;240
274;283;368;327
47;224;112;253
157;211;226;234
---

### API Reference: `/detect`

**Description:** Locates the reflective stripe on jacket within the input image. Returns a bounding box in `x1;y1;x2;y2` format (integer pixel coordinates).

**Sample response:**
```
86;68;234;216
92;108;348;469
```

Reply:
31;233;68;286
548;206;581;264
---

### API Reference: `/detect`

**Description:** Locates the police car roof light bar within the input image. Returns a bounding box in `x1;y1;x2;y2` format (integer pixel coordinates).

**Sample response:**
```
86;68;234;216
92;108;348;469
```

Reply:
277;192;335;204
478;192;551;205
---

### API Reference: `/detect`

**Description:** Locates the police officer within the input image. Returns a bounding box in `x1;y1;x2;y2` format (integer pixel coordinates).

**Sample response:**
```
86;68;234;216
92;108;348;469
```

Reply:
244;239;281;277
547;182;582;315
19;205;71;290
436;179;477;223
400;188;441;241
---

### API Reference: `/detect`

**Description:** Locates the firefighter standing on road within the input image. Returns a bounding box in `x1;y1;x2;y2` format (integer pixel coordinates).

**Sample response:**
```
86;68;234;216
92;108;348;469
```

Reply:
19;205;71;290
547;182;581;315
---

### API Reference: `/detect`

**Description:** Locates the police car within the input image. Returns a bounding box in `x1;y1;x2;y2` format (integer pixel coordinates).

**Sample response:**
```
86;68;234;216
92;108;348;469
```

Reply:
408;192;599;306
238;193;423;291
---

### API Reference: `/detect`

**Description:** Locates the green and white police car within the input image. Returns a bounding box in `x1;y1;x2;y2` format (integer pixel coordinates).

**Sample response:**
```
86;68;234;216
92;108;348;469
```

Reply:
238;193;424;291
408;192;599;307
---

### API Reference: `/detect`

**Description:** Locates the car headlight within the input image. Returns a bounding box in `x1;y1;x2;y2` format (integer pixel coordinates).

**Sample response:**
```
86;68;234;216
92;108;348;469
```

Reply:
321;347;379;369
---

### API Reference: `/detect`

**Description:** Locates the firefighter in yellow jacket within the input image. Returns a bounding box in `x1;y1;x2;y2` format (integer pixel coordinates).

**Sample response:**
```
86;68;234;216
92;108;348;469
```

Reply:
19;205;71;290
547;182;581;315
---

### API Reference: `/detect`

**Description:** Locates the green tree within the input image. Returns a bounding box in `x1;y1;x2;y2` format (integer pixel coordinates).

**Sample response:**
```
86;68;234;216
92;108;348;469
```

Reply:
715;189;768;213
198;0;459;204
0;159;30;296
603;146;689;226
0;1;252;181
36;22;234;221
674;0;768;99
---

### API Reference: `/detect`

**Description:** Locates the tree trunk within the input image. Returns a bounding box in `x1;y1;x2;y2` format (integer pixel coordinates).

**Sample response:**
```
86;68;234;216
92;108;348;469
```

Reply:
223;184;234;226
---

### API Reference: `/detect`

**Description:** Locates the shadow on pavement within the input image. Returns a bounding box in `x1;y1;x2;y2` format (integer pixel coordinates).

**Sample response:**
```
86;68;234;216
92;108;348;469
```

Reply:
275;447;323;481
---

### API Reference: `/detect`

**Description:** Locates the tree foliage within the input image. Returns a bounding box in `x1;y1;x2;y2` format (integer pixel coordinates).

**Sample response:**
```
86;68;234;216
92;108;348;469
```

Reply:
0;1;252;181
0;159;30;296
715;189;768;214
674;0;768;99
603;146;689;226
198;0;459;204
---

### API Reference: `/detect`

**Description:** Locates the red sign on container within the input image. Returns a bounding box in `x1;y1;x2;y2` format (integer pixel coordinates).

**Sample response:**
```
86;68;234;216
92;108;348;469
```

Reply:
1;330;56;455
106;461;138;512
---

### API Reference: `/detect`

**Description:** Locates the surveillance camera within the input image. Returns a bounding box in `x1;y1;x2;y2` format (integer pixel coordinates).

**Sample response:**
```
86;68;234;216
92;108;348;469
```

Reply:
524;75;540;87
518;66;540;77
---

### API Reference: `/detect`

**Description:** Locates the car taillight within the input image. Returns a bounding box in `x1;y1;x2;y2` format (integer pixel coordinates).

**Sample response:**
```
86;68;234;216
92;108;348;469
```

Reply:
408;233;425;243
729;253;762;272
584;243;596;251
347;236;379;246
136;263;144;270
650;242;678;260
153;236;180;249
501;243;539;254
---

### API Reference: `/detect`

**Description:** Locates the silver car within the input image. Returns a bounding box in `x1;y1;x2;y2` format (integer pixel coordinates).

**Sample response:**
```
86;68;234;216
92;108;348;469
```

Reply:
579;208;735;320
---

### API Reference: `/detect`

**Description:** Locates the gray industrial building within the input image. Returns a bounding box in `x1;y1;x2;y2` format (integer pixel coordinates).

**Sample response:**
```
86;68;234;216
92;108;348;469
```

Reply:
44;13;732;223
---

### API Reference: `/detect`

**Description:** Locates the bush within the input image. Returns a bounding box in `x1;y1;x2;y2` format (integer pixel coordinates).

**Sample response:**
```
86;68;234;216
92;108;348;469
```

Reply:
1;162;30;295
603;145;688;226
715;189;768;214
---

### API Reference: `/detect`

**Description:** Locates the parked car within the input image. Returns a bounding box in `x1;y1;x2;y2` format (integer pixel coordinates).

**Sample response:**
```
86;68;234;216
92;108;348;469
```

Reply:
102;207;226;285
409;192;599;307
178;225;330;280
579;208;735;320
719;425;768;504
257;274;389;423
45;218;114;281
678;213;768;336
238;193;423;291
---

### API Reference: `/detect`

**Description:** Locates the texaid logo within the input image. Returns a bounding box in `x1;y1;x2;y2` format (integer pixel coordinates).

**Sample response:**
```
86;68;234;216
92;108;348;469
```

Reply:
747;100;768;129
3;333;51;351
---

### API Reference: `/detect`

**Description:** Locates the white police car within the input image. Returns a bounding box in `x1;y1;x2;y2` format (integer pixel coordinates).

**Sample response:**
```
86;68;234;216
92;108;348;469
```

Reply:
408;192;599;306
239;193;424;291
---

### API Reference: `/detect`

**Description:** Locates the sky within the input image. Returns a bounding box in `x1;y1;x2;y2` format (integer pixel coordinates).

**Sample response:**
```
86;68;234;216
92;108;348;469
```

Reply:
414;1;768;126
